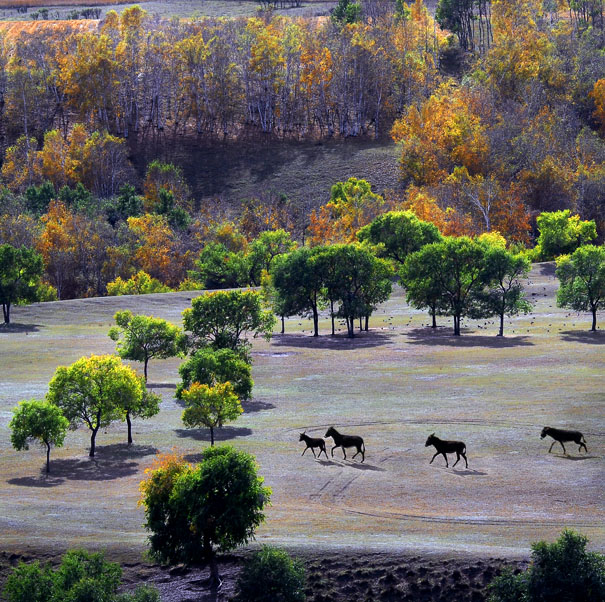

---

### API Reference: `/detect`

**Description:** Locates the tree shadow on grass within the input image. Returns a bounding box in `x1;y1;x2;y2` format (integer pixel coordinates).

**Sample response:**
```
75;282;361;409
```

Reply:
271;331;396;350
537;262;556;277
147;383;177;389
39;456;139;481
175;426;253;442
8;474;65;488
404;328;533;348
0;323;41;334
559;330;604;345
95;443;159;459
242;399;275;413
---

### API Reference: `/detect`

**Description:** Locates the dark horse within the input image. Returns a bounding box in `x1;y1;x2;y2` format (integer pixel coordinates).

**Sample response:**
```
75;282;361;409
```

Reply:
325;426;365;462
425;433;468;468
541;427;588;455
299;432;328;459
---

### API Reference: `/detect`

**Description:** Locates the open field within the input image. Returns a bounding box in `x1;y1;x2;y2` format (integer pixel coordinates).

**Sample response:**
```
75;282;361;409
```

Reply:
0;0;336;21
0;263;603;598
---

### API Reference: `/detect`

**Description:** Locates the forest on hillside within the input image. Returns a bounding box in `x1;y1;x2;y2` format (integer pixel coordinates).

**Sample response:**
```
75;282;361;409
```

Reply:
0;0;603;300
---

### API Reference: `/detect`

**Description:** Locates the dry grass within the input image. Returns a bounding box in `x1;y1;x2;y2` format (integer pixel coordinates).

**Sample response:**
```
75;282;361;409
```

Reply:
0;18;97;35
0;264;603;568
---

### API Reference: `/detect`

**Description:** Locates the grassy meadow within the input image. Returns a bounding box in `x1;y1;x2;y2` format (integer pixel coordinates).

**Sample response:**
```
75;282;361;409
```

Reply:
0;263;603;563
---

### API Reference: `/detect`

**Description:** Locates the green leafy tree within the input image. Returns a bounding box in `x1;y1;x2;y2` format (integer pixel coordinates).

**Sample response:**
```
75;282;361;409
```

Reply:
181;382;243;446
3;550;160;602
9;399;69;474
25;181;55;214
106;271;172;296
109;310;185;382
556;245;605;331
234;546;306;602
140;446;271;586
191;242;250;289
176;347;253;401
320;244;393;337
488;530;605;602
183;289;275;357
401;237;487;335
357;211;442;265
535;210;597;261
0;244;44;324
270;247;324;337
46;354;147;456
248;229;296;286
331;0;361;24
479;245;532;336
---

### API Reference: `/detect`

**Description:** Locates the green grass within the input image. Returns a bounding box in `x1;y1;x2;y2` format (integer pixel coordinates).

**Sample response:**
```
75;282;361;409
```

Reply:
0;264;603;561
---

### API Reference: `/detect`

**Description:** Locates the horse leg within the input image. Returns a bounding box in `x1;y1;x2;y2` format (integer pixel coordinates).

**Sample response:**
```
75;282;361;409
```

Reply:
462;452;468;468
311;447;317;458
548;440;555;453
341;446;347;460
430;451;439;464
441;452;449;467
321;446;328;459
331;445;338;458
452;453;460;467
580;442;588;453
302;446;308;456
559;440;566;454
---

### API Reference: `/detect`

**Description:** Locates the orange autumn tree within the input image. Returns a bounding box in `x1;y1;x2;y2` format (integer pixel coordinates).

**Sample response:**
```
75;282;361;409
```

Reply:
127;214;191;287
307;178;386;245
589;78;605;134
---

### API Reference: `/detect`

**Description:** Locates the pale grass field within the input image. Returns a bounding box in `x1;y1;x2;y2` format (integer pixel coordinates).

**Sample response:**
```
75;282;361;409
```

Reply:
0;263;603;561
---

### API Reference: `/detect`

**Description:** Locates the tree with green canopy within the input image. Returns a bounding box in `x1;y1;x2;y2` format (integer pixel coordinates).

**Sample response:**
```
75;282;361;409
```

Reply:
488;529;605;602
139;446;271;587
401;237;487;335
176;347;253;401
357;210;442;265
109;310;185;382
234;546;306;602
183;289;275;357
190;242;250;290
247;229;296;286
181;382;243;446
270;247;324;337
479;245;532;336
535;210;597;261
46;354;156;455
331;0;361;25
556;245;605;331
0;244;44;324
9;399;69;474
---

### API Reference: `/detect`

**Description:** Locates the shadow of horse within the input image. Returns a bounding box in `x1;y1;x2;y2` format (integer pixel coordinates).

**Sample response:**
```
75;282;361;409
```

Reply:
553;454;599;461
451;468;488;476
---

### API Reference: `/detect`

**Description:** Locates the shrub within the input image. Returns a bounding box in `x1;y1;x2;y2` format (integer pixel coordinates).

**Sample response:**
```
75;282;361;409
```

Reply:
3;549;160;602
234;546;306;602
488;530;605;602
106;271;172;296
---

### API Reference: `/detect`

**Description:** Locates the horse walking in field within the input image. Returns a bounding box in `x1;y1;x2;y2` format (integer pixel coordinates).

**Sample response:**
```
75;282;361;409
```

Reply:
299;432;328;459
541;427;588;455
425;433;468;468
325;426;365;462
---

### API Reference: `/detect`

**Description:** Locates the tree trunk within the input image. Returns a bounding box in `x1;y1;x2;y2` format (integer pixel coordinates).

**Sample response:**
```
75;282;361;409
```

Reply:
126;411;133;446
359;316;363;331
453;314;461;336
210;426;215;446
498;311;504;336
431;306;436;328
347;316;355;338
90;426;99;457
46;441;51;474
330;299;335;336
144;356;149;382
281;315;285;334
312;306;319;337
3;301;10;324
592;306;597;331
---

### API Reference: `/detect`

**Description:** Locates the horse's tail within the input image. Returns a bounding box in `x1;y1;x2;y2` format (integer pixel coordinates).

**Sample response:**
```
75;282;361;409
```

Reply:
362;440;366;452
581;434;587;443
